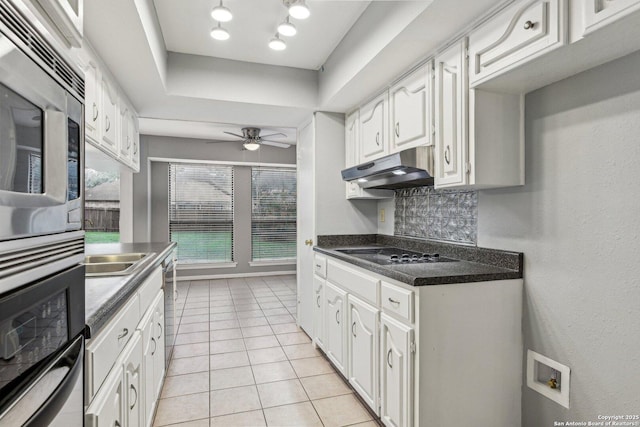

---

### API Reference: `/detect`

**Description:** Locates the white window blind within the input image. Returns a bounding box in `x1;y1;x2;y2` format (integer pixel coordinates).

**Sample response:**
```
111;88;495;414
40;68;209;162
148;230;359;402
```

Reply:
251;167;297;261
169;163;234;264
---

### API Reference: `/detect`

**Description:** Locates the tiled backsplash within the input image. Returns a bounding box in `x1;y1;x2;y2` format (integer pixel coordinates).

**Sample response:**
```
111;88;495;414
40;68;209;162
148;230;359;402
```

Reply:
394;187;478;245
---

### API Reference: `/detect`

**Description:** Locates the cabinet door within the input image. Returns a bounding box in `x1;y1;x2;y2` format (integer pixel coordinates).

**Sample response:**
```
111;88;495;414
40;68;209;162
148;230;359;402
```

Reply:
152;293;166;399
313;275;326;350
468;0;565;86
345;110;360;168
119;103;132;161
325;281;347;376
360;92;389;162
348;295;379;414
85;366;124;427
83;59;101;143
582;0;640;36
101;77;118;154
122;332;144;427
434;39;468;188
380;313;414;427
390;64;431;151
141;311;155;427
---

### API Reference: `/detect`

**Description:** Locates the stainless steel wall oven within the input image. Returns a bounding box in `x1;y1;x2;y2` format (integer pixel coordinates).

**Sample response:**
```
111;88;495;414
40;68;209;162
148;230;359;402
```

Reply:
0;0;86;425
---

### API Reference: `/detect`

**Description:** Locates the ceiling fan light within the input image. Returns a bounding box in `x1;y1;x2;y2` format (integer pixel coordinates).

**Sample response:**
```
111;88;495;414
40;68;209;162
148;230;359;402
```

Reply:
278;17;297;37
288;0;310;19
210;24;230;40
269;34;286;51
243;142;260;151
211;2;233;22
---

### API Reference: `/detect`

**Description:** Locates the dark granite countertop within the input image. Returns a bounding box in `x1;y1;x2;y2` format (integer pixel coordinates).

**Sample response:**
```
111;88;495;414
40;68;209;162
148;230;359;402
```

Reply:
85;242;176;338
314;235;523;286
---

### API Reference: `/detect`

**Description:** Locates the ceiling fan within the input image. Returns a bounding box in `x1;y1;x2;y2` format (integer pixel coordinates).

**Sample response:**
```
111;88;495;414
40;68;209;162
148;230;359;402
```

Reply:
223;127;291;151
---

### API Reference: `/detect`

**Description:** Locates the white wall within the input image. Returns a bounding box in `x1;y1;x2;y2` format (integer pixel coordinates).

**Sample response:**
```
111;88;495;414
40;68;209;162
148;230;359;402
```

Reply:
478;51;640;423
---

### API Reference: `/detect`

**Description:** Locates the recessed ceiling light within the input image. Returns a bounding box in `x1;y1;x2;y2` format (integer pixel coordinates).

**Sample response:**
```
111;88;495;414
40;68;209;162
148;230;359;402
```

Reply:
211;0;232;22
210;24;230;41
288;0;310;20
269;34;286;51
277;17;297;37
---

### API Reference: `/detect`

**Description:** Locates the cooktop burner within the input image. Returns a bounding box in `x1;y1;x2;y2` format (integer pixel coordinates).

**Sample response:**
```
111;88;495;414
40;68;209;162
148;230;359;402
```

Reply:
335;247;459;266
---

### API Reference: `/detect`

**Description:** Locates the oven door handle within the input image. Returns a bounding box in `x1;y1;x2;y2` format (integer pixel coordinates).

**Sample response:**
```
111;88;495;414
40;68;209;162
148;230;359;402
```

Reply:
25;335;84;427
0;335;84;427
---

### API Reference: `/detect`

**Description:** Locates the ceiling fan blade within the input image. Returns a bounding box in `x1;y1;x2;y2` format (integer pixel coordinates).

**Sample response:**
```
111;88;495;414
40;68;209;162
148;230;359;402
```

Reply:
260;140;291;148
223;131;245;138
259;132;287;139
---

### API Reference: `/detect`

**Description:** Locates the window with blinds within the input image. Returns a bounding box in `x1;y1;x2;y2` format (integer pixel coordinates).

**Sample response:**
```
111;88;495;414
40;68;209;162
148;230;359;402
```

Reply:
169;163;234;264
251;167;297;261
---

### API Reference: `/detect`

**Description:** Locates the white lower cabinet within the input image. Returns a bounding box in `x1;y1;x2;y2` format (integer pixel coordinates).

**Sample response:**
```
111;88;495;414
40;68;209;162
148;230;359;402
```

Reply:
347;295;379;414
142;291;165;427
85;365;124;427
325;281;347;376
312;275;326;350
313;255;523;426
122;332;143;427
380;314;414;427
86;266;165;427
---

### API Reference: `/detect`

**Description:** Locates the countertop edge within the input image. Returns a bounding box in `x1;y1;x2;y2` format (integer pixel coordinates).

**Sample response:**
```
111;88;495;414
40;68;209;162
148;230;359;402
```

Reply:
85;242;177;339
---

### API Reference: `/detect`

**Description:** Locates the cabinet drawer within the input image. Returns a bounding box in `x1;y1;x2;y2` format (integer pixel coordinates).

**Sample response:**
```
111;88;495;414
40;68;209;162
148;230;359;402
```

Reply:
381;282;414;323
86;294;140;399
138;266;162;319
468;0;565;86
314;255;327;279
327;259;379;305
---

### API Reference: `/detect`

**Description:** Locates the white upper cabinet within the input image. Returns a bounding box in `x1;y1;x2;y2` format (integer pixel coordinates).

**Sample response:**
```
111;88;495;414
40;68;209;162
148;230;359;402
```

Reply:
83;58;101;143
345;110;360;168
468;0;566;87
359;92;389;163
23;0;83;48
580;0;640;36
390;63;433;152
101;77;119;155
434;39;468;188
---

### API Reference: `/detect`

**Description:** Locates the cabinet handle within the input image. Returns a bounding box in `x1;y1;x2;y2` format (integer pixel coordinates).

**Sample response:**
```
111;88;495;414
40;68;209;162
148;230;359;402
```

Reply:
523;20;534;30
151;337;157;356
117;328;128;341
352;322;357;337
105;116;111;132
444;145;451;165
157;322;163;340
388;298;400;306
395;122;400;138
387;349;393;368
316;295;321;308
134;141;138;155
115;421;121;427
336;310;340;324
127;137;131;149
92;103;98;121
129;384;138;410
375;132;380;146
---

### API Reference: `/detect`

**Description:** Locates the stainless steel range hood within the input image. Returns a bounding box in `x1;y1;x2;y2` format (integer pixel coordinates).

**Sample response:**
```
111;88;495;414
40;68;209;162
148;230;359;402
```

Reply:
341;146;434;189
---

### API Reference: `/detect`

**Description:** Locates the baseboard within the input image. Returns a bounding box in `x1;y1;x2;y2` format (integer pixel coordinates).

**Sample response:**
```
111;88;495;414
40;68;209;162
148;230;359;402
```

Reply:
177;271;296;281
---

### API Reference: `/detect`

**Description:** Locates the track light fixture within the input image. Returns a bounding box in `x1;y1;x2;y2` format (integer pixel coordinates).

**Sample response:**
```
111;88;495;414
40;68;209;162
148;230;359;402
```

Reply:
269;33;286;51
211;0;233;22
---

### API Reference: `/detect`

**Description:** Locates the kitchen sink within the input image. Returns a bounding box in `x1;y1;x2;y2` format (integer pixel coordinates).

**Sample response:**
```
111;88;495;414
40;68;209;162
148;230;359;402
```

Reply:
84;253;149;264
83;252;154;277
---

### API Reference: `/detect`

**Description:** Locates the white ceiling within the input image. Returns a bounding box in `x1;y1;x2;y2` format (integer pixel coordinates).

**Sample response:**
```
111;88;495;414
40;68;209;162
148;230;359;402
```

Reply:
153;0;370;70
83;0;507;141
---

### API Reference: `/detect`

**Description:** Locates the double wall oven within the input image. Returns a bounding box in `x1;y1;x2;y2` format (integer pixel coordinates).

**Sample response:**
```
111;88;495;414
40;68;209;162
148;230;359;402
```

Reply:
0;0;86;425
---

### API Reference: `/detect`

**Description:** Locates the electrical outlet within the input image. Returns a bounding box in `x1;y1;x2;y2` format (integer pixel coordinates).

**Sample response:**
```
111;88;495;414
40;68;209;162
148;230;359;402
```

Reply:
379;209;385;222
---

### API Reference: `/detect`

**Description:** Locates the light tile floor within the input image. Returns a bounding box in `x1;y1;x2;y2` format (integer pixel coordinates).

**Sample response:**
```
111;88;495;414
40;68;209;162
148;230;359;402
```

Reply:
154;275;377;427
